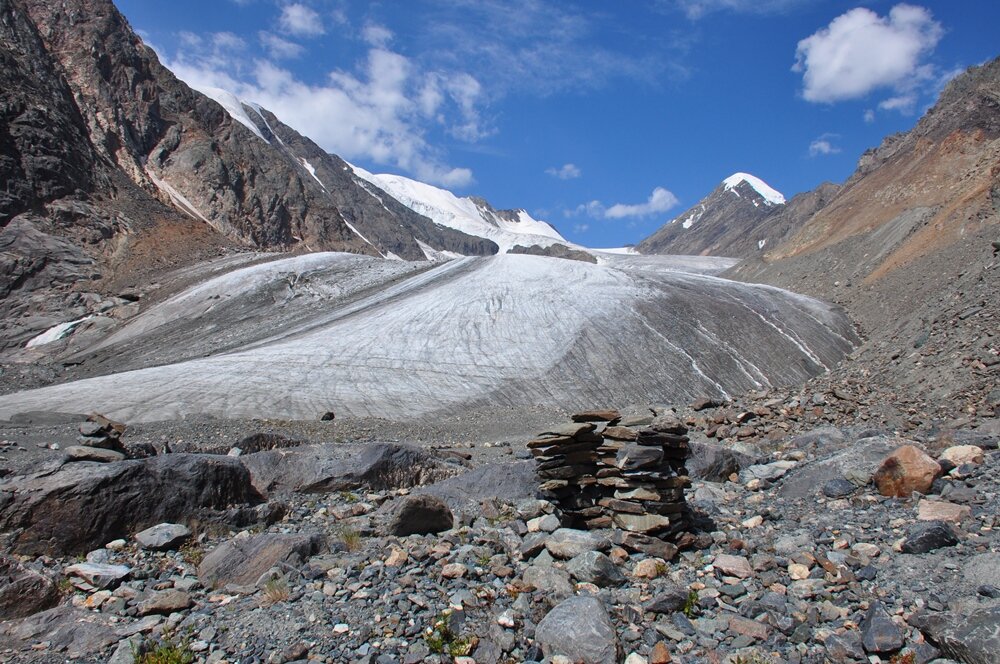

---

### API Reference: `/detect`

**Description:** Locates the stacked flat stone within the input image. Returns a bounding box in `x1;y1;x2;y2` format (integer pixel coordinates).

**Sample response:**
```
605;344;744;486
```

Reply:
78;414;126;451
533;409;692;541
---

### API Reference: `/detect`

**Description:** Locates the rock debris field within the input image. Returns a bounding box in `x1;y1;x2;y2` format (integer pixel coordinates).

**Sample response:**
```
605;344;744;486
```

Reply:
0;396;997;664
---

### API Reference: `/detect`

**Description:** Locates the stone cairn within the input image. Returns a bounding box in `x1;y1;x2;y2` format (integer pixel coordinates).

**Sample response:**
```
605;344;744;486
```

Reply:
530;409;692;542
78;414;126;451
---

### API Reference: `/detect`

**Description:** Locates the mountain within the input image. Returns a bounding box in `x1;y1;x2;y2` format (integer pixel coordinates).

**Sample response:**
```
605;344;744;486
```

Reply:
635;173;833;257
728;56;1000;420
350;167;583;256
0;0;498;351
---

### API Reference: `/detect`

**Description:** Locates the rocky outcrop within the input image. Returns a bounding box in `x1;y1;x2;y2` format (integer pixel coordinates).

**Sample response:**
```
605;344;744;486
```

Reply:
509;243;597;263
0;454;260;554
198;532;326;590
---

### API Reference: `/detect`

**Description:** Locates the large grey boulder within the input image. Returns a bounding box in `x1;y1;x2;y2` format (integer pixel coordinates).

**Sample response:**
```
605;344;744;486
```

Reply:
0;454;260;555
385;495;454;536
0;605;118;660
687;440;756;482
0;556;60;620
544;528;611;560
241;443;459;495
911;606;1000;664
565;551;625;587
135;523;191;551
198;533;325;589
534;596;619;664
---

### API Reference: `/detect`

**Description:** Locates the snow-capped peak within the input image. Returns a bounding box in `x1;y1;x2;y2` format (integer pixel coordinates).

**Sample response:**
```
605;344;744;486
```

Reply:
348;164;570;253
722;172;785;206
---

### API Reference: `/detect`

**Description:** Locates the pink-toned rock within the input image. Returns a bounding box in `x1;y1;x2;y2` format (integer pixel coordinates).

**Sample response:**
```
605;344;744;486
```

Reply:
713;553;752;579
939;445;984;466
917;500;972;523
872;445;941;497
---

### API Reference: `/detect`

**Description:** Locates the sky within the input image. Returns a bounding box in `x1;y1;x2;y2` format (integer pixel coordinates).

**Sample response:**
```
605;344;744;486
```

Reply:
116;0;999;248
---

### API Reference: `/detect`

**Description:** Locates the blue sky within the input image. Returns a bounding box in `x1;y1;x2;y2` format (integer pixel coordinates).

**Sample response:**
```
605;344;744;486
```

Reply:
117;0;999;248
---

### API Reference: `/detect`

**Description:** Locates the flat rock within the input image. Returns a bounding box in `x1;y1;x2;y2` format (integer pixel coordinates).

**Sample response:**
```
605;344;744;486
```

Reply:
137;589;193;616
62;446;125;463
572;410;621;423
616;445;664;471
612;513;672;533
0;605;117;659
198;533;325;589
385;494;454;536
522;565;573;599
611;531;678;560
544;528;611;559
135;523;191;550
0;555;60;620
0;454;259;555
916;499;971;523
535;596;619;664
687;441;754;483
65;563;131;590
644;585;690;614
872;444;941;497
713;554;753;579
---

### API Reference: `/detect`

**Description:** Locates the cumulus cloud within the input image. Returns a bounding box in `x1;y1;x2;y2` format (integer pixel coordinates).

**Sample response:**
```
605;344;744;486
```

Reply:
573;223;590;234
863;109;876;123
808;134;841;157
160;34;480;188
362;24;393;48
546;163;582;180
571;187;679;220
279;3;325;38
793;4;943;104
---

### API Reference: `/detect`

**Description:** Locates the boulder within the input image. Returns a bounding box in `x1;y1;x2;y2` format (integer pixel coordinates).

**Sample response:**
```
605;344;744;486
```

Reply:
135;523;191;551
535;596;619;664
198;533;325;589
713;553;753;579
644;585;690;614
860;602;904;653
901;521;958;554
565;551;626;587
939;445;984;466
0;605;117;660
522;565;573;599
571;410;621;423
137;590;193;616
0;556;60;620
872;445;941;497
385;495;454;536
911;606;1000;664
916;500;971;523
0;454;260;555
687;441;754;482
241;442;458;494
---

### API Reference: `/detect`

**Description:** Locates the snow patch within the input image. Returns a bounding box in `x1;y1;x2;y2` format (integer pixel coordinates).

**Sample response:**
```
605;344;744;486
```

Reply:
26;316;92;348
679;205;707;229
758;238;767;250
145;169;211;224
415;239;463;262
299;158;325;189
723;173;785;206
196;87;268;142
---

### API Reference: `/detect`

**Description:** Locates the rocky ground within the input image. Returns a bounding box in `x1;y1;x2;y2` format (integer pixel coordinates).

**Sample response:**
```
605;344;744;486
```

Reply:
0;394;996;664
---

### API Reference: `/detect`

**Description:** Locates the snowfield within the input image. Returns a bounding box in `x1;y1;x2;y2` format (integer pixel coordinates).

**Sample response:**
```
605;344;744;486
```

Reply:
0;253;857;423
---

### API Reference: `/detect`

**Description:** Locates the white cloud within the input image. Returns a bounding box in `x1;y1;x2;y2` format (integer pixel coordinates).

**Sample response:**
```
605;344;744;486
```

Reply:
673;0;805;20
605;187;679;219
571;187;679;220
793;4;943;104
863;109;876;123
877;94;917;114
573;223;590;234
362;24;393;48
161;36;479;188
258;32;304;60
279;3;325;38
546;163;582;180
808;134;841;157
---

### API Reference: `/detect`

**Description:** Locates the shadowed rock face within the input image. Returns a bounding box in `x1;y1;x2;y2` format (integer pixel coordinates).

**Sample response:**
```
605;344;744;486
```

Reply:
0;253;858;423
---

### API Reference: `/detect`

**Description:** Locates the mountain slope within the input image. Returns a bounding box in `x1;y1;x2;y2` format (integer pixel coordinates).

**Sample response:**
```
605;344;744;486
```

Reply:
728;56;1000;421
0;0;499;351
636;173;828;257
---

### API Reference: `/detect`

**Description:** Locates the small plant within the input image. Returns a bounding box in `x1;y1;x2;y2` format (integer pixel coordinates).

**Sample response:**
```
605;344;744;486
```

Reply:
889;654;916;664
424;611;477;656
339;491;359;504
682;589;699;618
731;654;774;664
57;577;75;596
259;576;291;606
655;560;670;576
179;540;204;567
335;525;363;552
132;633;195;664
